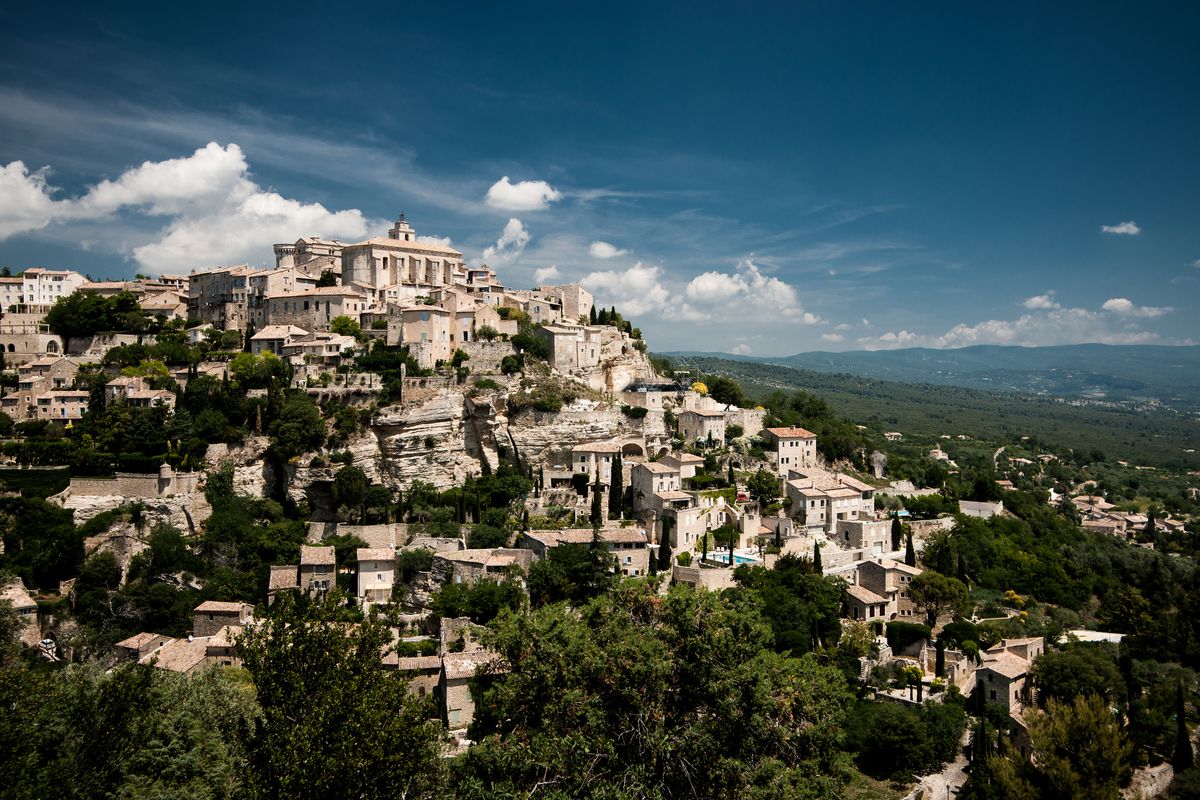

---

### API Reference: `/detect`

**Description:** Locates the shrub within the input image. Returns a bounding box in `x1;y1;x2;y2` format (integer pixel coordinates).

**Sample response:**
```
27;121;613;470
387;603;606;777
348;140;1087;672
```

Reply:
621;405;648;419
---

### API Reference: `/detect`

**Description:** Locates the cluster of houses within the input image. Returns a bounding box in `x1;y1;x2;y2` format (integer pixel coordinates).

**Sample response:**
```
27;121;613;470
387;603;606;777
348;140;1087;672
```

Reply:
1073;494;1185;538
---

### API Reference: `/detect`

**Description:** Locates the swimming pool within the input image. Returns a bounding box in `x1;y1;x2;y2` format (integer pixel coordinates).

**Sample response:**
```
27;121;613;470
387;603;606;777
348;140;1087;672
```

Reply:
708;552;759;565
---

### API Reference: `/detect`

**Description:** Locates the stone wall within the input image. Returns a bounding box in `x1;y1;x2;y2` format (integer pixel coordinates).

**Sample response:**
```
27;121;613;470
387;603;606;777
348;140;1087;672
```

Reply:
457;341;516;374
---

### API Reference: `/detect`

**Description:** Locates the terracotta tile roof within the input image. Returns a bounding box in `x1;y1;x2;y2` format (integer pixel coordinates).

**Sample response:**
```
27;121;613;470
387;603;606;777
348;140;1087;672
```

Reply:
300;545;335;566
194;601;248;614
847;584;889;605
766;426;817;439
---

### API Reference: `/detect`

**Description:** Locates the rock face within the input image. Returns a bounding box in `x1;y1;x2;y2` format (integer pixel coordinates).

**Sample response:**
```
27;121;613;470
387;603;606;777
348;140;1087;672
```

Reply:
371;391;486;490
504;402;650;467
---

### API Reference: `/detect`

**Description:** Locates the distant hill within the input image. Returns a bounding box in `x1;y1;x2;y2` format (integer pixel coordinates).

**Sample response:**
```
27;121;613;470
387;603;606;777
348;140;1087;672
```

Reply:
664;355;1200;469
665;344;1200;412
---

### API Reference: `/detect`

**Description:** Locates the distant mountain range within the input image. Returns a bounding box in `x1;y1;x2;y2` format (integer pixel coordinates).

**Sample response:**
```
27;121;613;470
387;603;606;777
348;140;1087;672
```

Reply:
663;344;1200;412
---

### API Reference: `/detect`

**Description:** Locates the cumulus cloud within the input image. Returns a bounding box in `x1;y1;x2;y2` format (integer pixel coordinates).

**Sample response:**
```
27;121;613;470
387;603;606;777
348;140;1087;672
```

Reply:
820;333;845;343
1023;292;1061;310
533;264;561;283
581;262;671;317
1101;297;1172;318
417;234;454;248
731;342;752;355
1101;220;1141;235
485;176;562;211
479;218;531;266
0;161;59;238
683;259;819;323
588;240;628;259
0;143;375;270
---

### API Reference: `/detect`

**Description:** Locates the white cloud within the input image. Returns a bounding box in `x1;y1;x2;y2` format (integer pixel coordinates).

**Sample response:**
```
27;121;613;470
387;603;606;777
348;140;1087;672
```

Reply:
417;234;454;248
834;323;851;331
0;161;59;238
820;333;845;343
731;342;752;355
533;264;561;283
588;240;628;259
1101;220;1141;235
485;176;562;211
1101;297;1171;318
581;262;671;317
683;259;819;323
1023;292;1061;310
479;218;531;266
0;142;375;270
879;330;918;345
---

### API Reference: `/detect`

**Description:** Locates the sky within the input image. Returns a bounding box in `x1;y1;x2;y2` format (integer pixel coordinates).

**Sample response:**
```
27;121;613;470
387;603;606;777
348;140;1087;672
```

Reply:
0;1;1197;355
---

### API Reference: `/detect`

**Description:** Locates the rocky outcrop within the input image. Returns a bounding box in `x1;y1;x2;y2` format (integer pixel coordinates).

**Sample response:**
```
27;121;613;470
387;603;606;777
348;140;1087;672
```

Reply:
504;401;649;467
371;391;486;490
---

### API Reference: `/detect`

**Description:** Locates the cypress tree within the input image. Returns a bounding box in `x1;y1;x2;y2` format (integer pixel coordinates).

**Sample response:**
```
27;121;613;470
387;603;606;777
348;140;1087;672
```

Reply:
702;532;709;564
935;639;946;677
1176;681;1194;771
891;516;903;551
812;541;822;573
727;462;735;486
590;473;603;526
904;530;916;567
608;452;623;518
589;305;597;325
657;524;672;572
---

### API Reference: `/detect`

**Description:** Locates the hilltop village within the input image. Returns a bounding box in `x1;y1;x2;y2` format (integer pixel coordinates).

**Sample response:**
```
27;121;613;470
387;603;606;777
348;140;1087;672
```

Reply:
2;216;1199;800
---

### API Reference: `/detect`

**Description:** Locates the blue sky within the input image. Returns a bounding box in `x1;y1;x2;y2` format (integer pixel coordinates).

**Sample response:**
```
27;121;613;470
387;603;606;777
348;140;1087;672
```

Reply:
0;2;1196;354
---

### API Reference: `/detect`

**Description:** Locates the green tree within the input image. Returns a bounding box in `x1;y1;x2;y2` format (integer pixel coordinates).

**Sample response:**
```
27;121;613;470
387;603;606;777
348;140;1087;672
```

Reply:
590;472;603;526
907;571;968;627
268;393;326;460
331;465;370;521
526;543;614;607
239;592;444;799
1026;695;1132;799
454;582;853;800
608;452;623;518
329;315;363;339
891;516;903;550
905;529;916;567
747;467;779;504
1031;643;1126;707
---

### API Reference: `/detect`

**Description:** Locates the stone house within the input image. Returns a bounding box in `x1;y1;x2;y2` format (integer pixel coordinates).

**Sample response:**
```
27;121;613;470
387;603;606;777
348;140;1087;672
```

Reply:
677;409;726;446
571;441;623;485
631;461;683;511
854;558;923;620
355;548;396;605
299;545;335;596
263;285;369;330
519;528;650;577
763;426;818;477
433;548;532;585
535;323;603;373
105;375;176;411
534;283;593;323
833;519;893;557
658;452;705;480
977;637;1044;711
250;324;310;356
192;601;253;638
2;355;84;421
340;217;466;290
267;564;300;605
187;265;257;331
442;649;498;732
786;470;876;532
845;584;890;622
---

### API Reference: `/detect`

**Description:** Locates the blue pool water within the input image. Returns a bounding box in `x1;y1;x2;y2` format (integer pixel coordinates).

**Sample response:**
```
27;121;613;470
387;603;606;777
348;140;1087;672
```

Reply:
709;553;759;565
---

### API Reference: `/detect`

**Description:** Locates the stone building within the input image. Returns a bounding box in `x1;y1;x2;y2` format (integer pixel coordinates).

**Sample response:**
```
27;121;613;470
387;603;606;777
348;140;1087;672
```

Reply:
786;470;876;532
192;601;253;638
340;216;466;290
356;548;396;605
299;545;335;596
763;426;818;477
854;558;922;621
677;409;726;446
519;528;651;577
